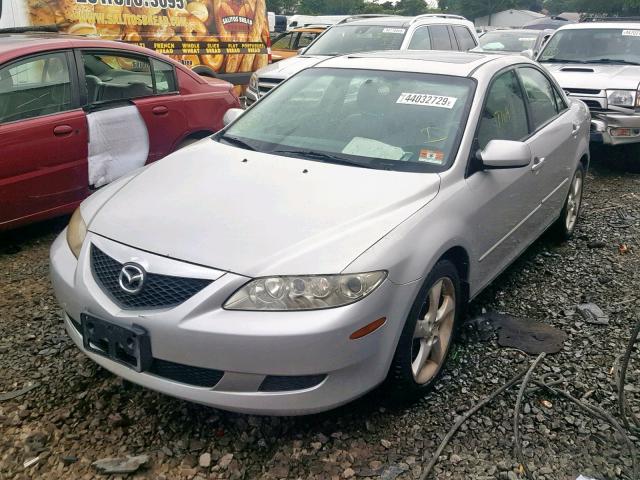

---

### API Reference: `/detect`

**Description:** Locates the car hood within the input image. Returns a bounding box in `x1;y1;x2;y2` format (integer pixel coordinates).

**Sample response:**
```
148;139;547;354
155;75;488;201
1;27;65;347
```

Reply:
257;55;328;79
88;141;440;277
543;63;640;90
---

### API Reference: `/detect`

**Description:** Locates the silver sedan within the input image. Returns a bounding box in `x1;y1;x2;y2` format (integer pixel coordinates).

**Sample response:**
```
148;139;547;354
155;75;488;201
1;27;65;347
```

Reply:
50;51;590;415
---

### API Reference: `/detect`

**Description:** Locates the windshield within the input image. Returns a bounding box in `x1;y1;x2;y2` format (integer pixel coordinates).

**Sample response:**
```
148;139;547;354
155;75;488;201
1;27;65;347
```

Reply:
220;68;475;173
304;25;406;56
479;31;538;52
539;28;640;64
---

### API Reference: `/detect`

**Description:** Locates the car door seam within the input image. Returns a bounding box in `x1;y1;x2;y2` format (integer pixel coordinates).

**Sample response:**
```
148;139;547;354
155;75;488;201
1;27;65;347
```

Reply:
478;204;542;263
541;177;569;204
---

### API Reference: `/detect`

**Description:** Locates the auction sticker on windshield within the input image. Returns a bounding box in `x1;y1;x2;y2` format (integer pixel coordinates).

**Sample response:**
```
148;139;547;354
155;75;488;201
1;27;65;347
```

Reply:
383;28;406;34
397;93;457;109
622;30;640;37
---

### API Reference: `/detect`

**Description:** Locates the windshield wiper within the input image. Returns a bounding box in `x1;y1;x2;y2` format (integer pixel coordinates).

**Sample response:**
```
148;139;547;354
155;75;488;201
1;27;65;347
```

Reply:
217;134;255;151
272;149;374;169
589;58;640;66
539;58;587;63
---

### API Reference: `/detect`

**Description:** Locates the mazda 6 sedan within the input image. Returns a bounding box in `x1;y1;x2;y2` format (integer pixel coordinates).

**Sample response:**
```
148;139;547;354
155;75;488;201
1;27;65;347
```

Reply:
50;51;590;415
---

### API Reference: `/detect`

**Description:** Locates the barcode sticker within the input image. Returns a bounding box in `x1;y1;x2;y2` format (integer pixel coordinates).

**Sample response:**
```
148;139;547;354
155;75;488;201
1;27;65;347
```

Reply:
396;93;458;109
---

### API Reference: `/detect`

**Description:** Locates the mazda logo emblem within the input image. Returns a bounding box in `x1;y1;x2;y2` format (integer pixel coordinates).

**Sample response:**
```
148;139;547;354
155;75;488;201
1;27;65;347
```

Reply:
119;263;146;294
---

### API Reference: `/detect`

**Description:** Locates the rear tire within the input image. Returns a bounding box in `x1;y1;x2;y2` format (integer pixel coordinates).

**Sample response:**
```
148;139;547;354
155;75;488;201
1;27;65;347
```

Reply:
386;260;462;400
550;163;585;241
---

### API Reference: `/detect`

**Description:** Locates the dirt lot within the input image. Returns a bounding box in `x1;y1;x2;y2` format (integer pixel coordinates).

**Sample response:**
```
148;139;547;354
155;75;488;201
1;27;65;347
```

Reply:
1;149;639;480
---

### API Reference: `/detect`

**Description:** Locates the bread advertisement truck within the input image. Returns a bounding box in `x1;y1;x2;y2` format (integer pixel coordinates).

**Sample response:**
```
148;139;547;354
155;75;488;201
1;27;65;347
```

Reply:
0;0;270;85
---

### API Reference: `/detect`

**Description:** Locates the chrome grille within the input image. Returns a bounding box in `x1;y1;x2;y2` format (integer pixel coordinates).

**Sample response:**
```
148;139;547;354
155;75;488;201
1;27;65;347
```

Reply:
258;77;282;95
90;245;212;310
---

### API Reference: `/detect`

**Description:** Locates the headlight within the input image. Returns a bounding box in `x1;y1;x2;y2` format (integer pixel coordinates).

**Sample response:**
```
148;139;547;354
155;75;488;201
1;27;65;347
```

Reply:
607;90;636;107
224;271;387;311
249;73;258;91
66;207;87;259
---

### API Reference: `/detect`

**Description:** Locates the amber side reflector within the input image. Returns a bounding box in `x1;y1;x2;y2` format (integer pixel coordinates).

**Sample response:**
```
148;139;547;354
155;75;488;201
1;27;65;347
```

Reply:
349;317;386;340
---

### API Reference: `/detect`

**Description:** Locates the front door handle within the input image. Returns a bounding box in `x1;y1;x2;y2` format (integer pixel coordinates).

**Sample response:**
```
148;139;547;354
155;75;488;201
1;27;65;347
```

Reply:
53;125;73;136
531;156;546;172
152;105;169;115
572;123;581;134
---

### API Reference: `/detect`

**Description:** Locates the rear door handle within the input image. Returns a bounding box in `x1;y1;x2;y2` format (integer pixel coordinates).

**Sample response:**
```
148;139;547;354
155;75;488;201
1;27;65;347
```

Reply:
531;156;545;172
572;123;581;134
53;125;73;136
152;105;169;115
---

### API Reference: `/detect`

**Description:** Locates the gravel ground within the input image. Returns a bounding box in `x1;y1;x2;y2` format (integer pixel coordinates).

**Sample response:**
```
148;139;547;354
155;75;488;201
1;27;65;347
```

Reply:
1;148;639;480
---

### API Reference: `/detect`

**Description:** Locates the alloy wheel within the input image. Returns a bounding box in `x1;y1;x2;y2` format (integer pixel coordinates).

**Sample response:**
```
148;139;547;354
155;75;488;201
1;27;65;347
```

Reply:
411;277;456;385
565;170;583;233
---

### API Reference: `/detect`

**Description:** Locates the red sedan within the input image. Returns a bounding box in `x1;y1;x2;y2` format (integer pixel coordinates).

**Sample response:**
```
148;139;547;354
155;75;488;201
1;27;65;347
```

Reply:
0;33;240;231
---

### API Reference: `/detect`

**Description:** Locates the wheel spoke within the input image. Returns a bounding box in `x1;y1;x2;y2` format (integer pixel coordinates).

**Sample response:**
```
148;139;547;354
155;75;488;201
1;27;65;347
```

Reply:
429;336;444;363
436;295;454;324
411;338;431;377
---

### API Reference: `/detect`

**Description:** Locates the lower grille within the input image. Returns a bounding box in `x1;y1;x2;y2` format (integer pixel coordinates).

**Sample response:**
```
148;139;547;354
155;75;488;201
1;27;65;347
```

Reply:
583;100;604;109
90;245;212;310
148;358;224;388
259;374;327;392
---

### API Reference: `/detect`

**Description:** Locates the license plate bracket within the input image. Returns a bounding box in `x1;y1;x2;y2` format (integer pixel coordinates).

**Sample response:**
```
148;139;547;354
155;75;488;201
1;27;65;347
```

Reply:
81;314;152;372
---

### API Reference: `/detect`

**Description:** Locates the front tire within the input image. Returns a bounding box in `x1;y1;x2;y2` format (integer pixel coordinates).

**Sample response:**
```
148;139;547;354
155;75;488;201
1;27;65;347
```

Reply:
550;163;585;241
386;260;462;399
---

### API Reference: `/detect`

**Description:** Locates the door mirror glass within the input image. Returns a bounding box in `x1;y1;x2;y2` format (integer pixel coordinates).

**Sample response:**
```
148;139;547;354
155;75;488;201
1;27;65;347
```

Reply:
223;108;244;127
477;139;532;169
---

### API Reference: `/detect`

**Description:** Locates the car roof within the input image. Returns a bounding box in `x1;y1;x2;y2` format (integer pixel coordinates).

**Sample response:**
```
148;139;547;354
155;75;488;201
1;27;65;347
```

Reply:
482;28;542;35
316;50;513;77
555;21;640;30
335;15;472;28
0;33;185;68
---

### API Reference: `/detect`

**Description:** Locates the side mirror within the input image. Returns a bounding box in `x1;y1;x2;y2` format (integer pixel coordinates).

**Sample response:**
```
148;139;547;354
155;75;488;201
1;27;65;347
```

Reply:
520;49;534;59
223;108;243;127
297;48;307;55
477;140;532;169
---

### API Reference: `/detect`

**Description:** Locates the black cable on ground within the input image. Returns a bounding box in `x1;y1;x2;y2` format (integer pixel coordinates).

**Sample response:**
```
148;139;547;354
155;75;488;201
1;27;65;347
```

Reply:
534;379;639;480
619;318;640;430
513;353;546;480
419;365;530;480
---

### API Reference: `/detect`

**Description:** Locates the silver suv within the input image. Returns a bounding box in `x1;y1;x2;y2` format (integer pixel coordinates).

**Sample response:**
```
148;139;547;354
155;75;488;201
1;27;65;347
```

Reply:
538;22;640;145
246;14;479;106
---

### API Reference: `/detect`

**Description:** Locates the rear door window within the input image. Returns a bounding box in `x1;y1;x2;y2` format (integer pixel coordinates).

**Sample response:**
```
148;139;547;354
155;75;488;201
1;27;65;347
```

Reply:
297;32;317;49
429;25;453;50
82;51;154;104
453;26;476;50
272;32;295;49
0;52;73;123
408;26;432;50
152;59;178;94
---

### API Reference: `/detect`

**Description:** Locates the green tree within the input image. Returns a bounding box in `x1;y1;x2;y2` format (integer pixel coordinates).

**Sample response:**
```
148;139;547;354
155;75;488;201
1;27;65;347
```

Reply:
440;0;516;22
266;0;300;14
298;0;367;14
396;0;431;15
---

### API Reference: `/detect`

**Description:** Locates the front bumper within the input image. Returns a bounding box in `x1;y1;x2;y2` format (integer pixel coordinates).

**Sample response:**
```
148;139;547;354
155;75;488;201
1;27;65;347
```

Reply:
590;111;640;146
50;232;417;415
